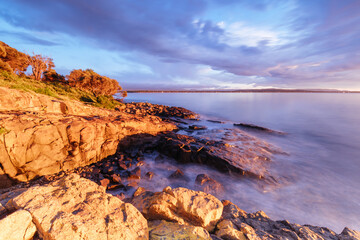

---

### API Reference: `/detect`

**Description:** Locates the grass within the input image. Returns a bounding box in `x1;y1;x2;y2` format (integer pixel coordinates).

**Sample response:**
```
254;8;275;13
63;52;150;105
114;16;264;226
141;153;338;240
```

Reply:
0;70;122;109
0;126;9;135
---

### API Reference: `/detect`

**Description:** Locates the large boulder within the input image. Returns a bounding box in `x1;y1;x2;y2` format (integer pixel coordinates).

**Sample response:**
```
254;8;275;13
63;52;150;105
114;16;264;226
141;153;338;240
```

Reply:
5;174;148;240
0;87;175;184
0;210;37;240
131;186;223;232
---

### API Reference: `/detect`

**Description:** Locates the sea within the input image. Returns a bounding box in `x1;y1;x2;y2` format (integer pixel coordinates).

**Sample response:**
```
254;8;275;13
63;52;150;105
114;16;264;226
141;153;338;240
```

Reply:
124;92;360;233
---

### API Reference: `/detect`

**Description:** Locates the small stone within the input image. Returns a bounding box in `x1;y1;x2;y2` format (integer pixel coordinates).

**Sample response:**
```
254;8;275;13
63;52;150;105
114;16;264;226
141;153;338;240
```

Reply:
118;162;128;170
145;171;155;180
111;174;122;183
131;167;141;178
133;187;146;197
168;169;190;182
99;178;110;188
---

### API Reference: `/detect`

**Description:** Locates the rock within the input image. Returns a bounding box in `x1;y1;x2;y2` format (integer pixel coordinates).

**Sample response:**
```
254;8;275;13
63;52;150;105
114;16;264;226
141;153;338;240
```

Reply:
100;178;110;188
195;174;224;195
6;174;148;240
133;187;147;197
339;227;360;240
149;220;212;240
168;169;190;182
145;171;155;180
0;209;37;240
216;219;247;240
234;123;285;135
157;132;279;181
131;186;223;232
111;173;122;183
219;200;360;240
118;162;128;170
189;125;207;130
0;87;175;186
131;167;142;178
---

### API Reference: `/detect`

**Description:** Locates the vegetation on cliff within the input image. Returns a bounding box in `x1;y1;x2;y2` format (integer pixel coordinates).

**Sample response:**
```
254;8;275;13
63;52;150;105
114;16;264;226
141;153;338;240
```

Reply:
0;41;126;109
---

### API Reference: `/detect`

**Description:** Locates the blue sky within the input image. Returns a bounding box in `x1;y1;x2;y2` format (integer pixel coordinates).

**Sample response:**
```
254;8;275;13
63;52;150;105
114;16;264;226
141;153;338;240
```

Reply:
1;0;360;90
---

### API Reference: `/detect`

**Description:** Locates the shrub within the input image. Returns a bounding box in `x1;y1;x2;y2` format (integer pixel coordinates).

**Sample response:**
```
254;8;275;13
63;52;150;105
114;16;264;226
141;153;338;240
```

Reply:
0;41;29;74
67;69;121;96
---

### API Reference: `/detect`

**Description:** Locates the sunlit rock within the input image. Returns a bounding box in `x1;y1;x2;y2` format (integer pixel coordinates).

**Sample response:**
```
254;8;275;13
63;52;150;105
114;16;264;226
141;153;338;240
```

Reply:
6;174;148;240
131;186;223;232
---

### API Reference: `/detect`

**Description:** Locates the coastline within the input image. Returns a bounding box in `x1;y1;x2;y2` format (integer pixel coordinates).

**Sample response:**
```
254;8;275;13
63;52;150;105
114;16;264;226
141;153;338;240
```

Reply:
0;87;359;239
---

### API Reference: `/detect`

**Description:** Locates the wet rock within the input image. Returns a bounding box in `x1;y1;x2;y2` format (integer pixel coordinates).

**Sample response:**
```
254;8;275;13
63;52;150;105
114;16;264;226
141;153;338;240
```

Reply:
118;162;128;170
168;169;190;182
195;174;224;195
131;186;223;232
189;125;207;130
157;132;276;181
145;171;155;180
111;173;122;183
133;187;147;198
6;174;148;240
100;178;110;188
131;167;142;177
107;183;125;190
149;220;212;240
206;120;224;124
234;123;285;135
124;102;199;120
0;209;37;240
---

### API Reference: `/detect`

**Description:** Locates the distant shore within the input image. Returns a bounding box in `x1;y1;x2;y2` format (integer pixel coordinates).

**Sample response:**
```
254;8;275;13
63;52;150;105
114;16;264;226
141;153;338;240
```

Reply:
127;89;360;93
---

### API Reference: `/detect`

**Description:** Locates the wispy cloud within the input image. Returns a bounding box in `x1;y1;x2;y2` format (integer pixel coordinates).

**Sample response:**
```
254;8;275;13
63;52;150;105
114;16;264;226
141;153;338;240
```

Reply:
0;0;360;89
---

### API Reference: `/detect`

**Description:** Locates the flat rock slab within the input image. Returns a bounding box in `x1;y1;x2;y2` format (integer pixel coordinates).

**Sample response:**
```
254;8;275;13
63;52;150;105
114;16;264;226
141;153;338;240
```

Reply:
6;174;148;240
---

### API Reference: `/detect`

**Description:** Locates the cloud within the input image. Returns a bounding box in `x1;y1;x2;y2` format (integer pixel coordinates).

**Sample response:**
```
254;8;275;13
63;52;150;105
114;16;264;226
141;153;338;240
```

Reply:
0;30;58;46
1;0;360;89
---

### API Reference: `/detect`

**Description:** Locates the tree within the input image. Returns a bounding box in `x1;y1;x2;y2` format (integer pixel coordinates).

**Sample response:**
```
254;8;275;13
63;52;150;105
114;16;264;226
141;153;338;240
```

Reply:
0;41;29;74
28;54;55;81
122;90;128;98
67;69;121;96
43;69;65;82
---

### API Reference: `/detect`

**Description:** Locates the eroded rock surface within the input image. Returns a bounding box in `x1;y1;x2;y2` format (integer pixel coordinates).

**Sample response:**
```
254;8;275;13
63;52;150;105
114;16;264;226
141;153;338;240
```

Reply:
216;200;360;240
131;186;223;232
149;220;212;240
124;102;199;119
5;174;148;240
157;132;281;182
0;88;175;184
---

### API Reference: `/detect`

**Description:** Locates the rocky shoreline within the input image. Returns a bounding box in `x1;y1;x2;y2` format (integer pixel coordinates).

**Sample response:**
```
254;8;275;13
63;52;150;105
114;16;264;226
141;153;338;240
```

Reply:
0;87;359;239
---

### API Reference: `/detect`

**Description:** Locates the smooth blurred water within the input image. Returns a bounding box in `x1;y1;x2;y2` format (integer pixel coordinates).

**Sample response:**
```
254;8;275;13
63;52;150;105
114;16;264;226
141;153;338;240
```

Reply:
125;92;360;232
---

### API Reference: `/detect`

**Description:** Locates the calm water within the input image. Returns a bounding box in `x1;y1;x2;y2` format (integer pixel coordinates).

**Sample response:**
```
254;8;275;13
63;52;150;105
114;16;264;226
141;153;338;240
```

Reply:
125;92;360;232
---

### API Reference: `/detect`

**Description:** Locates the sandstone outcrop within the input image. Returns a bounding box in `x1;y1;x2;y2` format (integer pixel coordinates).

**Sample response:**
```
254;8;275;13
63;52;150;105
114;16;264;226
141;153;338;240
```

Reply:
131;186;223;232
0;87;175;185
5;174;148;240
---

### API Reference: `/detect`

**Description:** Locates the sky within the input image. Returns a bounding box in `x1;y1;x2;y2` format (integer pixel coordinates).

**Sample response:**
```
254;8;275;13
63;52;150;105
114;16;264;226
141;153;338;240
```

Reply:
1;0;360;90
